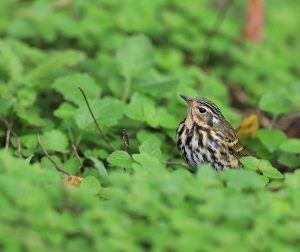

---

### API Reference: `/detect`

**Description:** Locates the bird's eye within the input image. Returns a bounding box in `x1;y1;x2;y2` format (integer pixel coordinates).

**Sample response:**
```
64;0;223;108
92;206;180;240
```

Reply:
199;107;206;113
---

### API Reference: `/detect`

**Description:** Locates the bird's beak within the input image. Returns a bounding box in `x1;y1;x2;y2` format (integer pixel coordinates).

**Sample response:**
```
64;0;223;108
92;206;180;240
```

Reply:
180;95;193;105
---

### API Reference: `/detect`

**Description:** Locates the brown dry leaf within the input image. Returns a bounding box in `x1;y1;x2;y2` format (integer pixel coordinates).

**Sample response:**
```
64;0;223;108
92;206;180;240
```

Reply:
236;114;259;139
245;0;264;42
63;175;83;187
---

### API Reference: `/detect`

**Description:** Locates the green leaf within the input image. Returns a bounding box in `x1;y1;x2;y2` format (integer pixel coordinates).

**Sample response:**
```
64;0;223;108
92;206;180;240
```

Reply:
241;156;284;179
80;176;101;195
21;134;38;149
75;98;124;130
26;50;85;86
53;102;76;119
259;160;284;179
0;40;23;83
62;158;81;175
257;129;287;152
139;136;162;159
15;106;45;126
116;34;154;80
25;154;34;165
52;73;101;105
156;109;179;129
240;156;260;171
40;130;68;153
125;92;158;127
136;78;179;96
220;169;268;190
107;151;133;169
16;88;37;108
88;157;108;178
278;153;300;168
280;138;300;153
132;153;165;173
259;92;291;115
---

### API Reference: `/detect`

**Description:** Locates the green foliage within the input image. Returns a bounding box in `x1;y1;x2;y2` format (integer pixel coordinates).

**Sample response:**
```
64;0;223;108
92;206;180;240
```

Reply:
1;151;300;251
0;0;300;251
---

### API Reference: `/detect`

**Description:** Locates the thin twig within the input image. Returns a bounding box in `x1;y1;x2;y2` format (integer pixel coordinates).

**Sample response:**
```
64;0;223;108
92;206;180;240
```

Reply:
37;129;70;175
163;161;190;169
121;129;129;153
204;0;234;64
5;128;11;150
71;143;84;171
78;87;116;151
0;115;23;159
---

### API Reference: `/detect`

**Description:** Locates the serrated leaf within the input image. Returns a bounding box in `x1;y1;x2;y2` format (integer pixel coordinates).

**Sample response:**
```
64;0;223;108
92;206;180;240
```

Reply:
52;73;101;105
40;130;68;153
139;136;162;159
280;138;300;153
26;50;85;86
116;34;154;80
257;129;287;152
132;153;165;173
75;98;124;130
0;40;23;83
125;92;158;127
107;151;132;169
88;157;108;178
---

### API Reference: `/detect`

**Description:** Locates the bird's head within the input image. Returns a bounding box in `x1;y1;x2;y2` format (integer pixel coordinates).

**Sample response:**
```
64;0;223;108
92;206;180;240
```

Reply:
180;95;224;127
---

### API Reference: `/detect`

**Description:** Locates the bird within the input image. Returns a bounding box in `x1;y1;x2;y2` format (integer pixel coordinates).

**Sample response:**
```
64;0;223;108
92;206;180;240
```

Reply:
176;95;246;171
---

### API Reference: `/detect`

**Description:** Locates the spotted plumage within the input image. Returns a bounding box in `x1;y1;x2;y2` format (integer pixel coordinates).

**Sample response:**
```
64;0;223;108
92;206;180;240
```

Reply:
176;95;246;171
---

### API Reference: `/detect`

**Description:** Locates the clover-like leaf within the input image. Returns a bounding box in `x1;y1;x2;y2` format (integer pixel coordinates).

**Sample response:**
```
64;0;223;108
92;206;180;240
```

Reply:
220;169;268;190
257;129;287;152
125;92;158;127
139;136;162;159
107;151;133;169
280;138;300;153
52;73;101;105
40;130;68;153
75;98;124;130
80;176;101;195
259;92;291;115
116;34;154;80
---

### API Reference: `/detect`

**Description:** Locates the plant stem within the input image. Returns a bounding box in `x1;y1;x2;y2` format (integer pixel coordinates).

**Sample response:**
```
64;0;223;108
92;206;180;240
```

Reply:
78;87;116;151
269;115;278;129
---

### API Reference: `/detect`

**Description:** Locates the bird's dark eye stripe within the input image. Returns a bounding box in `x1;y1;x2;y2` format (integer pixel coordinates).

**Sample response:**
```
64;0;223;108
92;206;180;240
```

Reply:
202;101;220;115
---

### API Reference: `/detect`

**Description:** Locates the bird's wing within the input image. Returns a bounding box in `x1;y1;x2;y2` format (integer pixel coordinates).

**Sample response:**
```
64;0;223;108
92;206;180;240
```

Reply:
223;121;247;158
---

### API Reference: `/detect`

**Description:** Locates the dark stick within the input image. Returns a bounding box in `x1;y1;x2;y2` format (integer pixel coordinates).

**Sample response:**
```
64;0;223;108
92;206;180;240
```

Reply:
121;129;129;153
78;87;116;151
204;0;234;64
0;116;23;159
37;129;70;175
72;143;84;170
5;128;11;149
